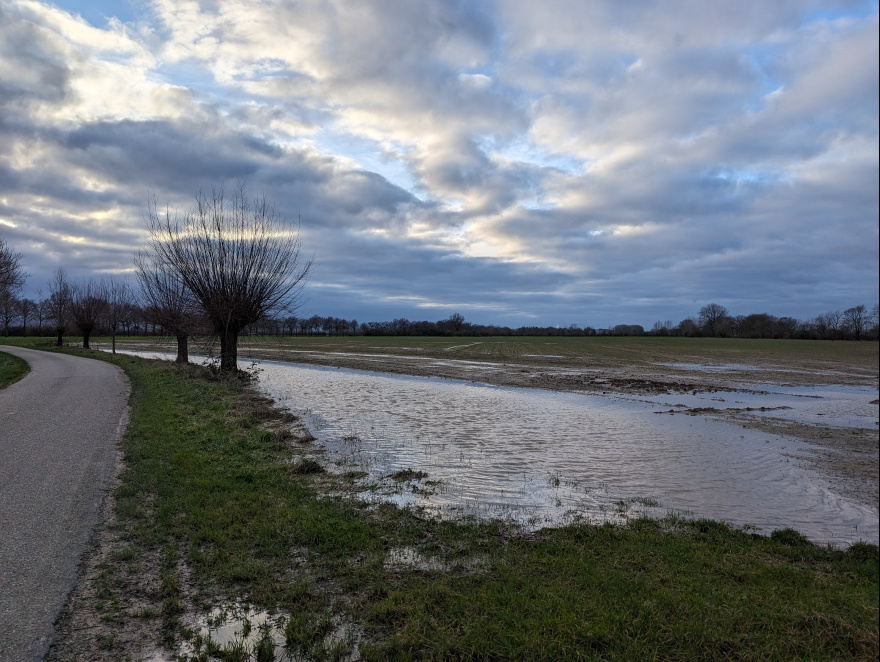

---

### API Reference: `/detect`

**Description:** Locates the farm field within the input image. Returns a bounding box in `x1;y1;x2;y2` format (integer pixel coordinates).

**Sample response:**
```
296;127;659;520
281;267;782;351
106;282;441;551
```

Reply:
119;334;879;391
113;335;879;508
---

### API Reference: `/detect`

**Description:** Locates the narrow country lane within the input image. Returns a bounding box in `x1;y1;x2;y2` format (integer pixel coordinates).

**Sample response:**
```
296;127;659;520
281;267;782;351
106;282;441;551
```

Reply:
0;346;129;661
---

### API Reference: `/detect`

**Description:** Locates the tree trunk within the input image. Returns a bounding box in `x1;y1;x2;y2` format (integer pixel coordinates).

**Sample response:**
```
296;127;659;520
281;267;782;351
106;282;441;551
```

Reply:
175;335;189;364
82;330;91;349
219;327;238;371
56;329;63;347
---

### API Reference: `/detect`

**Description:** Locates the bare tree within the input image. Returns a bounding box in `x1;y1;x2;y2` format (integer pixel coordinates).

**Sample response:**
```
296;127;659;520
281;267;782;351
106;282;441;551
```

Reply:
813;314;830;340
825;309;843;340
37;291;49;336
104;278;131;355
0;237;26;336
18;298;36;336
698;303;729;337
70;279;108;349
144;185;311;371
47;268;72;346
843;304;867;340
135;251;203;363
0;287;18;336
776;316;798;339
0;236;25;291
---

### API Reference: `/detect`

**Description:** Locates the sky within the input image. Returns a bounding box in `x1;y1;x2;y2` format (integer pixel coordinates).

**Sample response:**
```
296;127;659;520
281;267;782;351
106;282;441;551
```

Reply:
0;0;877;328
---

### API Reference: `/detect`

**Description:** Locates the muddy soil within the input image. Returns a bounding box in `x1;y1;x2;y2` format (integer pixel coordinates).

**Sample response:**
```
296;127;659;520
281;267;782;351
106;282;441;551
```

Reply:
45;472;167;661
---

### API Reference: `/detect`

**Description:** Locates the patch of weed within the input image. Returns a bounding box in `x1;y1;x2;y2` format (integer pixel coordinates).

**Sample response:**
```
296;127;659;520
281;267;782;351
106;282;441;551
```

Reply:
0;349;29;388
289;458;325;475
387;469;428;482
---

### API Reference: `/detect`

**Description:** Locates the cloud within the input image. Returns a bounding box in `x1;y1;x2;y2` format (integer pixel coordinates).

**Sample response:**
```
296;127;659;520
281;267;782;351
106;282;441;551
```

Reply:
0;0;876;327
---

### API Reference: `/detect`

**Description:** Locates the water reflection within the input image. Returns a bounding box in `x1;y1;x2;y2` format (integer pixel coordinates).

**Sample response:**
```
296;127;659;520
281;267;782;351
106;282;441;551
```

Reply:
255;362;878;545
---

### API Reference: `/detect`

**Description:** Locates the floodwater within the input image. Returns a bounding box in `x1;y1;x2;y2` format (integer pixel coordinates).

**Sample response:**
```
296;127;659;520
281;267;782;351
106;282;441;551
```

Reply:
254;361;879;546
625;384;879;428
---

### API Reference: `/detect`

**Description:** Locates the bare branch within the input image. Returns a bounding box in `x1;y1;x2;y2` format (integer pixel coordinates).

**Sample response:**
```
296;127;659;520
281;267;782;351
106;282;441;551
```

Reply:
142;184;312;370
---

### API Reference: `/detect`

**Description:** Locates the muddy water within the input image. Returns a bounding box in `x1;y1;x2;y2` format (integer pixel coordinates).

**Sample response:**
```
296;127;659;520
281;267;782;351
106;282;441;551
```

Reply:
625;384;879;428
255;361;878;545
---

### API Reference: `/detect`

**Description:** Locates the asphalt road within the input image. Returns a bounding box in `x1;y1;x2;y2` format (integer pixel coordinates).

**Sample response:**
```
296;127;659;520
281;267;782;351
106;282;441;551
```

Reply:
0;346;129;661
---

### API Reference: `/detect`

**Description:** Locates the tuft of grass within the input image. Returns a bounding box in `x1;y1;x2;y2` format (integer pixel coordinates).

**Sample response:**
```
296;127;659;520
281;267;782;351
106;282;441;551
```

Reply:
387;469;428;482
0;349;29;389
96;633;116;650
289;458;326;475
771;527;814;547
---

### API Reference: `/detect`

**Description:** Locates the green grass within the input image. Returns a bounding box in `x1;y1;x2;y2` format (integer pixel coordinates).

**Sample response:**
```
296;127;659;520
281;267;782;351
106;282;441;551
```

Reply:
0;349;29;388
5;338;878;660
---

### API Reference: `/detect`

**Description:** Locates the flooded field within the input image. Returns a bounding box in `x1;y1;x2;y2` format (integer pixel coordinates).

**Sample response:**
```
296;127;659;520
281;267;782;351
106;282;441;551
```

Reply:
115;339;879;545
625;383;878;428
252;360;877;545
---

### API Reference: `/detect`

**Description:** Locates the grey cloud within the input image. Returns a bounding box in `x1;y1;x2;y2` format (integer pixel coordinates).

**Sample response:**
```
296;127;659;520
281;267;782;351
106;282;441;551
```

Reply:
0;0;876;329
0;6;71;109
62;120;262;190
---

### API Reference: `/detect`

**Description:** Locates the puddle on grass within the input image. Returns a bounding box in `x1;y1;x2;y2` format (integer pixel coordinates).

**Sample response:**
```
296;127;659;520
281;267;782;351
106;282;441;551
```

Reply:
254;362;879;546
178;606;289;660
175;604;360;662
384;546;490;574
385;547;448;572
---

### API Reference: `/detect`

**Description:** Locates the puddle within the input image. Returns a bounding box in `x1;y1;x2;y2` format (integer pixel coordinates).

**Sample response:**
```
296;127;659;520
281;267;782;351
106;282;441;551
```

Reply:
384;546;491;574
655;362;858;378
174;604;360;661
179;606;289;660
522;354;566;358
427;359;500;370
255;362;878;546
385;547;448;572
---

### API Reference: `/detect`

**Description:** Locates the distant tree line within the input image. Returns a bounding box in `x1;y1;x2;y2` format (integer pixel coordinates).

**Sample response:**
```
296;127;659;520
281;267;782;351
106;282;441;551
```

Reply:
232;304;880;341
657;303;880;341
0;265;133;349
2;235;878;347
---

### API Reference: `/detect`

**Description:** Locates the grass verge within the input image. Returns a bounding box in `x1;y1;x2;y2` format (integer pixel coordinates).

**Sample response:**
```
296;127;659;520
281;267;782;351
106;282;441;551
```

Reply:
12;340;876;660
0;349;29;389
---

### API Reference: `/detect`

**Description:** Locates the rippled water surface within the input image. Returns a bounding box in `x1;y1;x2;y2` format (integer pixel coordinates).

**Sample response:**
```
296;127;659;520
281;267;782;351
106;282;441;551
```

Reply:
254;361;878;545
